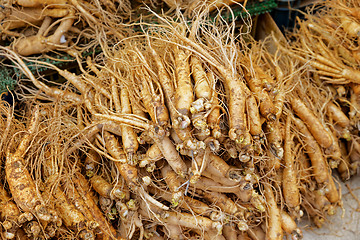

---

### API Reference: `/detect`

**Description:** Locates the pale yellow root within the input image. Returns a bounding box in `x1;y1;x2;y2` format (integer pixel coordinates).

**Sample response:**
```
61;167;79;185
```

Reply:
15;0;67;7
227;79;250;147
349;84;360;127
265;121;283;170
201;171;239;187
293;117;330;184
190;177;241;193
149;132;188;178
222;224;238;240
3;7;69;30
103;131;127;164
244;62;276;121
249;190;266;213
190;56;212;100
163;224;183;240
190;148;210;184
160;164;184;207
207;89;222;139
49;183;89;232
120;87;139;164
148;187;212;217
274;90;285;120
6;105;52;221
170;31;250;147
63;181;99;231
23;220;41;238
0;185;21;239
84;149;100;178
264;183;283;240
139;144;163;168
324;176;339;204
130;98;147;119
13;9;75;56
337;141;352;181
113;160;138;190
174;46;194;116
139;202;221;233
200;190;240;216
312;188;337;217
327;102;350;128
280;211;302;240
72;174;119;240
90;175;125;200
291;98;332;148
325;130;343;168
205;153;231;178
140;79;169;127
147;39;178;121
248;226;266;240
339;12;360;38
282;116;300;208
246;94;263;137
96;115;188;178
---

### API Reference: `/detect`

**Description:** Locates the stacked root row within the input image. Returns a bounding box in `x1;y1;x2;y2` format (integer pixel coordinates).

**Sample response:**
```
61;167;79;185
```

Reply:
0;0;359;239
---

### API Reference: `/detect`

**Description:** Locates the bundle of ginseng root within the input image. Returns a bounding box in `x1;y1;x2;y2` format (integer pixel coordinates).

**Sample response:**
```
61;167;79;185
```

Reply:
273;0;360;182
0;0;131;56
0;5;358;240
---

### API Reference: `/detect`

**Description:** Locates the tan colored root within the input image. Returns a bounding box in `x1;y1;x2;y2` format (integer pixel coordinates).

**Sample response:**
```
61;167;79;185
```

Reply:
90;175;125;200
327;102;350;128
72;173;119;240
293;117;330;184
12;9;75;56
200;190;241;216
246;94;263;137
139;201;221;233
2;7;69;30
191;56;212;100
174;47;194;117
243;61;276;121
282;116;300;208
265;121;283;170
148;187;212;217
264;183;283;240
280;211;302;240
84;149;101;178
139;144;163;168
48;181;87;231
291;98;332;148
0;184;21;239
248;226;266;240
160;164;184;207
120;87;139;164
6;105;52;221
324;176;340;204
337;141;353;181
149;133;188;178
63;180;99;231
190;177;243;193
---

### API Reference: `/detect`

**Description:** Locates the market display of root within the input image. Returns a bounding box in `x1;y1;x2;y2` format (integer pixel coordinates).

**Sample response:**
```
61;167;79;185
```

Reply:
0;0;359;239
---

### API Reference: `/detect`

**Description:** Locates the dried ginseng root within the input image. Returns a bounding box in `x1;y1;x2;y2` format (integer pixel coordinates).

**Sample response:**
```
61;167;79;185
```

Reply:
6;106;58;224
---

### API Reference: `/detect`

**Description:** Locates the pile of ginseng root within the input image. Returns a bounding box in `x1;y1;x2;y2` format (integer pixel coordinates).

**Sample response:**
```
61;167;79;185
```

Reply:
1;0;360;240
0;0;244;57
0;0;132;56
